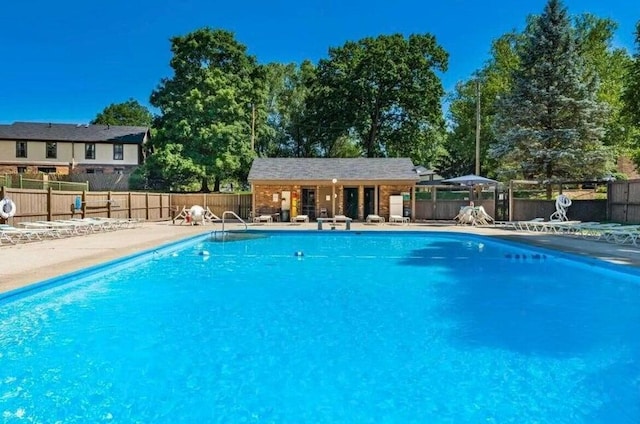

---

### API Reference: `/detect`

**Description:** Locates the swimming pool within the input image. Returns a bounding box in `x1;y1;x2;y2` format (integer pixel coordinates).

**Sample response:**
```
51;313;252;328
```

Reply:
1;231;639;423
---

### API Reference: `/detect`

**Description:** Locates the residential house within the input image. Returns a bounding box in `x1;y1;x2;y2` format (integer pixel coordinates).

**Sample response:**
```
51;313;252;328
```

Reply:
0;122;150;175
247;157;420;221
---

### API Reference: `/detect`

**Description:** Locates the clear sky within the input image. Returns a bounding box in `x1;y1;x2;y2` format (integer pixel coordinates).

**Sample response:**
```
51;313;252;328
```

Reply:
0;0;637;125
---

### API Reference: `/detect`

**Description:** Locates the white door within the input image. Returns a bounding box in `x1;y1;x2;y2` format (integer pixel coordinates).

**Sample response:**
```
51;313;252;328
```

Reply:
389;195;403;216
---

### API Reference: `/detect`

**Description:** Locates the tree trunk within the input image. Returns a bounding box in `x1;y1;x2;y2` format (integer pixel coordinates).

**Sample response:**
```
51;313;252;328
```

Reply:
201;177;211;193
213;176;221;192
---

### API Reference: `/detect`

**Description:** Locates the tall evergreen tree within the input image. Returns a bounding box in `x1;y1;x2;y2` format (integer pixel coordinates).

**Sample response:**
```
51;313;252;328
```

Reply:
490;0;610;188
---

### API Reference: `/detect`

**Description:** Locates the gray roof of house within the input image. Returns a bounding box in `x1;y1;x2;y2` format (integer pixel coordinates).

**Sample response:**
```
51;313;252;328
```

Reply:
248;157;420;181
0;122;149;143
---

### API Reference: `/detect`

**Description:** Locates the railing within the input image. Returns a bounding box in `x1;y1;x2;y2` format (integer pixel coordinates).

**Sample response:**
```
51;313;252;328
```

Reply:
221;210;247;233
1;175;89;191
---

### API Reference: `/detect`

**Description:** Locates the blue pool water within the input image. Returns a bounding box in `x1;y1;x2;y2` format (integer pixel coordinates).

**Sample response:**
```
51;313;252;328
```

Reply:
1;231;639;423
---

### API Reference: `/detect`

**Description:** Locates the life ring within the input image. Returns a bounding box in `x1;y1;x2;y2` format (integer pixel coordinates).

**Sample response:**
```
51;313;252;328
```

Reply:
0;198;16;219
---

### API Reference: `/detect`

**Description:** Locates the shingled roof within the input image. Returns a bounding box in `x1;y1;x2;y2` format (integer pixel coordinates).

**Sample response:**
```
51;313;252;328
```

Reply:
248;158;420;181
0;122;149;144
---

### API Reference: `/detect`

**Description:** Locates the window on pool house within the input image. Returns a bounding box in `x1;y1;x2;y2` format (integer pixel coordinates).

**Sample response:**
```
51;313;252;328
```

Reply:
85;143;95;160
113;143;124;160
15;141;27;158
46;142;57;159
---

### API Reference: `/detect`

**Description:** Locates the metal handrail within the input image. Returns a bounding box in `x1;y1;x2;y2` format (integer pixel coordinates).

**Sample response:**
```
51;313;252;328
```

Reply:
221;210;247;233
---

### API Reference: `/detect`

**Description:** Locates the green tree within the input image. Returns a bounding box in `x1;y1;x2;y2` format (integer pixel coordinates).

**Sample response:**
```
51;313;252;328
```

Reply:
91;99;153;126
490;0;611;191
442;33;520;178
622;21;640;165
575;14;634;153
307;33;449;164
260;61;319;157
149;28;262;192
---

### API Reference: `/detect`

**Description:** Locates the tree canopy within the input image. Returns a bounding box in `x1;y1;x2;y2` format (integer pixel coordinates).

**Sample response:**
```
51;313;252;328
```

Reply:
91;99;153;126
307;33;449;165
147;28;262;191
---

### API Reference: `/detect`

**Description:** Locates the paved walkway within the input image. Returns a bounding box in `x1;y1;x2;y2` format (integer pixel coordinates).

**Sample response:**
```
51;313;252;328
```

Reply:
2;220;640;294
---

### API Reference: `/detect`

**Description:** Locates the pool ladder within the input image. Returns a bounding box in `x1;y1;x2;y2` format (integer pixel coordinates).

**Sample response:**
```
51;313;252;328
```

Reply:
211;211;247;242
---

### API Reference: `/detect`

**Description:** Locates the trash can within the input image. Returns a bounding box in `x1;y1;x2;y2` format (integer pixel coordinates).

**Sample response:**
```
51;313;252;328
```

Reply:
403;207;411;218
281;209;290;222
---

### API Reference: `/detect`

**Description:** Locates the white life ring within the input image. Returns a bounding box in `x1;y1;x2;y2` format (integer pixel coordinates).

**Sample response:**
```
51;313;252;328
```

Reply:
0;198;16;219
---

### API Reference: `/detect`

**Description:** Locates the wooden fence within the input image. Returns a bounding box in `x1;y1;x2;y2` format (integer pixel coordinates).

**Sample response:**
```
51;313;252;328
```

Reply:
0;187;171;225
608;180;640;224
2;183;633;225
170;193;253;219
0;188;254;225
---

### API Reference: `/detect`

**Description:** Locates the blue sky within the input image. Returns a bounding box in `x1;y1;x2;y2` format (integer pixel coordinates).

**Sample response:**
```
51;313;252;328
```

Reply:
0;0;637;124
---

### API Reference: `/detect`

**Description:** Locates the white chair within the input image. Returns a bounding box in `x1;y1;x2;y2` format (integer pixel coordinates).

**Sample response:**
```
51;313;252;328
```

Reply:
366;214;385;224
389;215;410;224
292;215;309;223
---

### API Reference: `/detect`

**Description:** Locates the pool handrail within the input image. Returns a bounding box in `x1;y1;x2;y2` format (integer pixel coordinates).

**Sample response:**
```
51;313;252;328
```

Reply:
221;210;247;232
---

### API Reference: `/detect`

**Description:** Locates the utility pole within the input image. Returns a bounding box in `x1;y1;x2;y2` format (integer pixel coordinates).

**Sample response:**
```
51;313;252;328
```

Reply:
475;79;481;176
251;103;256;152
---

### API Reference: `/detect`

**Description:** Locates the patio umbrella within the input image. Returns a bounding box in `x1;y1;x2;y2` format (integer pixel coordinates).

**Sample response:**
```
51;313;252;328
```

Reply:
442;174;498;186
443;174;498;201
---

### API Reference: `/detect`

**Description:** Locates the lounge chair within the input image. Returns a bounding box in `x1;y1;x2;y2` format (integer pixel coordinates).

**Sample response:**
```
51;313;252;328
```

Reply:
389;215;410;224
0;224;52;241
292;215;309;223
366;214;384;224
253;214;273;223
203;207;220;223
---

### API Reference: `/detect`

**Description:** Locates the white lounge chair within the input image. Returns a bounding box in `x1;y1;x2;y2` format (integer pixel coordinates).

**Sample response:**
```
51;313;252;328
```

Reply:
366;214;384;224
203;207;221;223
292;215;309;223
389;215;410;224
253;214;273;223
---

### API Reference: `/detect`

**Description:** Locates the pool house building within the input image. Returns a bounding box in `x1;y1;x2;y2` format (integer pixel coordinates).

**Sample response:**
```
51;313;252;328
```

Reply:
247;157;420;222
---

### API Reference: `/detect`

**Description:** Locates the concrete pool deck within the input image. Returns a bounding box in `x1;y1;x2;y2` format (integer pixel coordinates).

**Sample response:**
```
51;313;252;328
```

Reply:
2;220;640;294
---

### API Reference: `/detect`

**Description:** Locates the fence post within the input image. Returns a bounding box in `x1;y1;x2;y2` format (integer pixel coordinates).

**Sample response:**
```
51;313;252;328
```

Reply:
128;192;132;219
0;186;5;224
145;192;150;221
107;191;112;218
159;193;163;219
82;190;87;219
47;187;53;221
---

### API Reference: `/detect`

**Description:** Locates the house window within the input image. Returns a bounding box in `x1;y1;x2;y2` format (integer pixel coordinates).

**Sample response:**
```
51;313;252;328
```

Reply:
113;144;124;160
85;143;96;159
114;168;124;175
17;166;27;173
37;167;56;174
46;142;57;159
16;141;27;158
86;168;103;174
